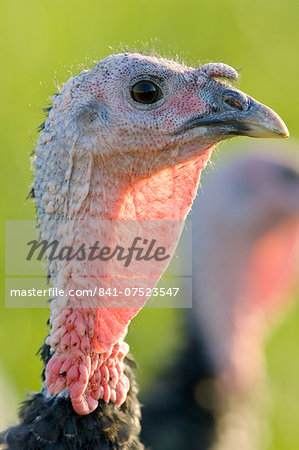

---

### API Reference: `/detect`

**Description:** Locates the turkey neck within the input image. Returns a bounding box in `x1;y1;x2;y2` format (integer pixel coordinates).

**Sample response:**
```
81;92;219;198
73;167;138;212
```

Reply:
43;146;213;415
61;146;213;220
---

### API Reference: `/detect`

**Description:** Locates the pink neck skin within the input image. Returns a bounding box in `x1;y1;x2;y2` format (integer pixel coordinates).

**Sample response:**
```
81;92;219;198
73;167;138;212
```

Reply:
245;218;299;312
221;218;299;393
45;148;213;415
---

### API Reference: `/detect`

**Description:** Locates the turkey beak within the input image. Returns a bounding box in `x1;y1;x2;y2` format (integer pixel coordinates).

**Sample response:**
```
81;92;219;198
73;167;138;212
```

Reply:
234;96;289;138
176;89;289;139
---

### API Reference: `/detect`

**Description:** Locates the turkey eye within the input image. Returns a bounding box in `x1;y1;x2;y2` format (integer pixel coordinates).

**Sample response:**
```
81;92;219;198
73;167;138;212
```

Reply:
130;80;162;104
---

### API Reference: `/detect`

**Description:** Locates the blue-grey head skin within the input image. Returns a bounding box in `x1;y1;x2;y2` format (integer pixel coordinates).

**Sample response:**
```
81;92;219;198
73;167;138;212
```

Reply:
33;53;289;251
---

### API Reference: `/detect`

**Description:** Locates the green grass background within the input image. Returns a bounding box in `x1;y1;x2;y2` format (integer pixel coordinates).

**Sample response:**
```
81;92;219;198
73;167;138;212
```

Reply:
0;0;299;448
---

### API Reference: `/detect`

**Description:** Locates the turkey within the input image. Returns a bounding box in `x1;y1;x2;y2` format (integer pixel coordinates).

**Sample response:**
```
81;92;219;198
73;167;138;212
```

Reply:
0;53;288;449
141;145;299;450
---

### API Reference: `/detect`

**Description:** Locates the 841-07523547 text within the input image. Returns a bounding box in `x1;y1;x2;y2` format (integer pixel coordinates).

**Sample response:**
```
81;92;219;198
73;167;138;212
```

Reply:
97;287;180;297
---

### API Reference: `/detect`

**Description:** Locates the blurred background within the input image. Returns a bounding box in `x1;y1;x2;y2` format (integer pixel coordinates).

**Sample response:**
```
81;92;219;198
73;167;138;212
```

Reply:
0;0;298;448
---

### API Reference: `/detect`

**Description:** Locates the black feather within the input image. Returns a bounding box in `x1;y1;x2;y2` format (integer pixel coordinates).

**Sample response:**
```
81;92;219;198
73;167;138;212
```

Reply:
141;326;217;450
0;340;143;449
